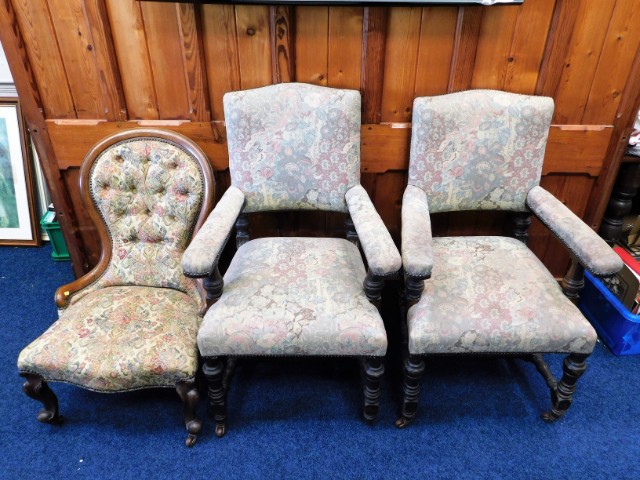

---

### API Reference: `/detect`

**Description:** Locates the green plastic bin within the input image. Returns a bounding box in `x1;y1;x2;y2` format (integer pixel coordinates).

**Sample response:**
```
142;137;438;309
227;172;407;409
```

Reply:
40;210;70;261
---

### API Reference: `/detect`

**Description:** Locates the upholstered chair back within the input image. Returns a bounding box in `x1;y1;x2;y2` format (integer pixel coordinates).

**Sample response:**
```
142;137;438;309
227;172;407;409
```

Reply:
224;83;361;213
77;133;210;309
408;90;554;213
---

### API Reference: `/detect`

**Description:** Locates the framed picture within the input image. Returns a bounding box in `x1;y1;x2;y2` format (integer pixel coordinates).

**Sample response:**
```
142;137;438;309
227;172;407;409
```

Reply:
0;98;40;246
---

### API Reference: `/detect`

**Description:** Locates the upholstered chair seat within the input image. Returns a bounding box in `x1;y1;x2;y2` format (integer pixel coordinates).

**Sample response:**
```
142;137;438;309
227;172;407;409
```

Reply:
397;90;622;429
19;286;201;392
197;238;387;358
408;237;596;355
17;130;214;447
182;83;400;437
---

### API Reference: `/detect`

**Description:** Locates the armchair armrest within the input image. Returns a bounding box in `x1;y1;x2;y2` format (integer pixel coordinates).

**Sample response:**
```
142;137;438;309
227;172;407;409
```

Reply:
182;186;245;278
401;185;434;280
526;186;622;276
345;184;401;276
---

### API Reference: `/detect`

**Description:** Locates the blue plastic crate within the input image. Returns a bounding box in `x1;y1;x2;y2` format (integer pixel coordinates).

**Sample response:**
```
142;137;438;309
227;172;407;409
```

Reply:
579;270;640;355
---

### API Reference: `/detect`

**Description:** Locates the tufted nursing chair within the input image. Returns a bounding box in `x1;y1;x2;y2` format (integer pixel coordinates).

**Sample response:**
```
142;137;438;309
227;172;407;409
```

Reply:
17;129;214;446
396;90;623;428
182;83;401;437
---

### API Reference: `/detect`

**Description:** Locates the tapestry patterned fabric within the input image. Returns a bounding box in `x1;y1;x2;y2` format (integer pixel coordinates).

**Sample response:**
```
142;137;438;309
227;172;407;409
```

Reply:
225;83;361;213
401;185;434;279
407;237;597;355
71;138;206;310
409;90;554;213
18;286;201;392
527;186;623;276
197;237;387;357
182;185;245;277
345;184;401;277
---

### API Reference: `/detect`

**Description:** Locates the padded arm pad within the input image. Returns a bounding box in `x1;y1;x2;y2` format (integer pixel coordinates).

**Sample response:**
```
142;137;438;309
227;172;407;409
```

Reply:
526;186;622;276
182;186;245;277
345;184;401;276
402;185;434;279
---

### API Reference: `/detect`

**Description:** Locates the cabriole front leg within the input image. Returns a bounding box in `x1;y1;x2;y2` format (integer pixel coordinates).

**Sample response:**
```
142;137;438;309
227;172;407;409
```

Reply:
21;373;62;424
176;380;202;447
203;357;227;438
395;355;425;429
541;353;588;422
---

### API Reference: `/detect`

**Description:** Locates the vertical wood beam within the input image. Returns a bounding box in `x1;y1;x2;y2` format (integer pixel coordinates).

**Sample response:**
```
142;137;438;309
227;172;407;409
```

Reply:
360;7;388;124
535;0;579;97
270;5;295;84
0;0;88;276
448;6;483;92
584;42;640;229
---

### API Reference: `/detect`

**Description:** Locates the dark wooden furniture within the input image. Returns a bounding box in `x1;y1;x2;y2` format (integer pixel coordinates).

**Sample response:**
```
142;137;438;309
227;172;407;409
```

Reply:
599;155;640;245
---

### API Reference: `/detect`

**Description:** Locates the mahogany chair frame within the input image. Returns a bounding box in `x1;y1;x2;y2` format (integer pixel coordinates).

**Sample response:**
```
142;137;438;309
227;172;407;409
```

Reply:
21;129;214;447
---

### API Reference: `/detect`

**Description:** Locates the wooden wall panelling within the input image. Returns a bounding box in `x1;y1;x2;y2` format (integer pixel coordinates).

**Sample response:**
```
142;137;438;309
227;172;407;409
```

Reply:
414;6;458;98
501;0;555;94
139;2;194;119
470;3;520;90
361;7;388;123
105;0;159;119
235;5;272;89
448;6;483;92
1;0;88;276
47;0;106;119
294;6;328;85
82;0;127;121
201;4;241;121
270;5;295;83
551;0;616;124
48;121;612;177
582;0;640;125
535;0;579;98
327;6;363;89
380;7;422;123
11;0;76;118
177;3;211;121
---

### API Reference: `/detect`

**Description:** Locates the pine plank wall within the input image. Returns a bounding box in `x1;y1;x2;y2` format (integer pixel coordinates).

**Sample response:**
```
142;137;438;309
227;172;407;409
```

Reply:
1;0;640;278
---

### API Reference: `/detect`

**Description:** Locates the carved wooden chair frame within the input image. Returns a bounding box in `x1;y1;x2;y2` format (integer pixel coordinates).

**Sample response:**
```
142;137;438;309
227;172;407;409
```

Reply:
20;129;214;446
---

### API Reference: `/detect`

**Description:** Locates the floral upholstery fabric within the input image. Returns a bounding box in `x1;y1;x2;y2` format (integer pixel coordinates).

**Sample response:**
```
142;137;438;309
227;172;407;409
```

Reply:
345;185;401;276
409;90;554;213
527;186;623;277
402;185;434;279
18;286;201;392
408;237;597;355
182;186;245;277
225;83;361;213
71;138;206;309
197;237;387;357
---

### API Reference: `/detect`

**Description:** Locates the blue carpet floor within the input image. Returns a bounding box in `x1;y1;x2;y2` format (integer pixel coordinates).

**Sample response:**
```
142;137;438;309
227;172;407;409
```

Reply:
2;243;640;479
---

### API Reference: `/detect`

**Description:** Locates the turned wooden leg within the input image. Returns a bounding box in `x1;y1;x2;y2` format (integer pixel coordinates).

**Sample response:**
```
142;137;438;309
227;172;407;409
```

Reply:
395;355;426;429
176;381;202;447
203;266;224;304
363;357;384;423
203;357;227;438
561;257;585;305
21;373;62;424
541;353;588;422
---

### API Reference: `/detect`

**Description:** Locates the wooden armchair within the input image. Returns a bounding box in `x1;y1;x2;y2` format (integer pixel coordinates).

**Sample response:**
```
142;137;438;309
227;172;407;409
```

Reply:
17;129;214;446
181;83;401;437
397;90;623;428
